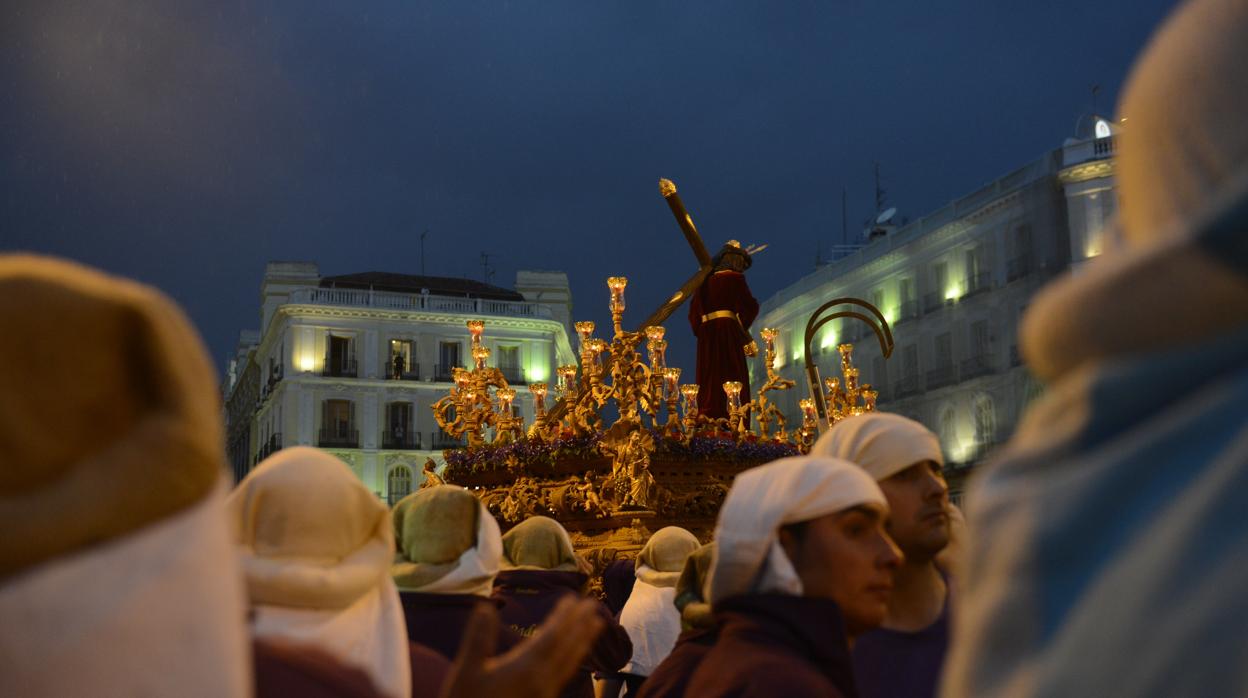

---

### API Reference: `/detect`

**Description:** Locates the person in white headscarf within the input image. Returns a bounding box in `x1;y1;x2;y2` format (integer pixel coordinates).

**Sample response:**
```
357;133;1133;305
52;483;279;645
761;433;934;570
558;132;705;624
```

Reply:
942;0;1248;695
686;456;900;697
230;446;444;698
813;413;952;698
391;485;521;662
617;526;701;693
0;255;250;698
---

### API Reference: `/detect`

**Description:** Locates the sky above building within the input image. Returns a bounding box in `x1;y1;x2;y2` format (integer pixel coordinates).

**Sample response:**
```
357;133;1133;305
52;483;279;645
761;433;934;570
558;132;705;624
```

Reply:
2;0;1178;374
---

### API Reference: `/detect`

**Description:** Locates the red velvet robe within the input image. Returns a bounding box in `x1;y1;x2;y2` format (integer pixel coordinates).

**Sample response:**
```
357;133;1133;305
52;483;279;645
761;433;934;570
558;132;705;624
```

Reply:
688;270;759;420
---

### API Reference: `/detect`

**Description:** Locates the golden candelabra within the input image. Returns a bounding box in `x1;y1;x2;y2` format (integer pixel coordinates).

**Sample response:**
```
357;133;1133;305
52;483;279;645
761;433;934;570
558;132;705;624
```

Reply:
608;277;628;338
722;381;749;439
431;320;514;448
747;326;796;440
527;382;549;439
662;367;682;434
823;344;879;426
797;398;818;453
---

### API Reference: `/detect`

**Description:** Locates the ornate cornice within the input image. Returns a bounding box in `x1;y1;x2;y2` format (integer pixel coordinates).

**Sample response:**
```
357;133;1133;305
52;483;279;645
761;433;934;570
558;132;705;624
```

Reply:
279;305;562;333
1059;160;1115;183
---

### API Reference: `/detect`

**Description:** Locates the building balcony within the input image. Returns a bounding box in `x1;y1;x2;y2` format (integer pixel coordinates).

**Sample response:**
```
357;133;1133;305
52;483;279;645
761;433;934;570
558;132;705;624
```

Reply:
923;293;947;315
1007;254;1034;282
322;357;358;378
961;355;995;381
964;272;993;298
897;299;920;324
894;375;922;399
318;427;359;448
388;362;421;381
287;287;555;320
926;364;957;390
1009;345;1023;367
254;433;282;463
381;430;422;450
431;429;464;450
499;365;526;385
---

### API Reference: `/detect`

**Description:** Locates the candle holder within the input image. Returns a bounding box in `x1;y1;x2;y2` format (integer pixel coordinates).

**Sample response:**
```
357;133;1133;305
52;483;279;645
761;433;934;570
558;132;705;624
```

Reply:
681;384;700;437
798;398;818;453
663;367;682;432
748;326;796;440
557;365;578;399
466;319;485;349
608;276;628;337
473;345;491;371
723;381;748;440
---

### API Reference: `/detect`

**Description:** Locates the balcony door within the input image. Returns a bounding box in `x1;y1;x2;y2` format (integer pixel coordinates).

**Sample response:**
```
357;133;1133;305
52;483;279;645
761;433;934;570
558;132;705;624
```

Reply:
327;334;355;376
438;341;461;380
390;339;414;379
386;402;414;448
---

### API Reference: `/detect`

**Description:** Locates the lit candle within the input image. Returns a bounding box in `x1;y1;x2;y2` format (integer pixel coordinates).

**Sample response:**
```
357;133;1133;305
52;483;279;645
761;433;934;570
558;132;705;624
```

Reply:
557;365;578;396
645;325;666;345
723;381;742;411
497;387;516;414
862;388;878;412
761;327;778;355
650;339;667;372
825;377;840;396
838;343;854;371
845;367;859;394
607;276;628;312
574;321;595;348
472;345;491;370
529;383;548;416
453;367;471;392
664;367;681;397
681;384;700;413
466;319;485;347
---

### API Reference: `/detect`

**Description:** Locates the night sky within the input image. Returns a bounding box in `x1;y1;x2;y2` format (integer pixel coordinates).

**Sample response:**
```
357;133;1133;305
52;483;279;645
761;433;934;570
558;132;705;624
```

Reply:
2;0;1179;376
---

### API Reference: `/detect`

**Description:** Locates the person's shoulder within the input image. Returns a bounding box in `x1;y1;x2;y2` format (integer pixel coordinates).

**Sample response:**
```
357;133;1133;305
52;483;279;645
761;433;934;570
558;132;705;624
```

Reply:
689;642;839;697
253;638;383;698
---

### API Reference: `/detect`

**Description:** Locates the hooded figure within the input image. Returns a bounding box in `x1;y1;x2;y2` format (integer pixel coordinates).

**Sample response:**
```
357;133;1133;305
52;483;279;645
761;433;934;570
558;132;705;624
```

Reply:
688;241;760;420
0;255;250;697
688;456;897;697
813;414;953;698
230;447;449;698
617;526;702;687
942;1;1248;695
391;485;520;661
491;516;633;698
636;542;718;698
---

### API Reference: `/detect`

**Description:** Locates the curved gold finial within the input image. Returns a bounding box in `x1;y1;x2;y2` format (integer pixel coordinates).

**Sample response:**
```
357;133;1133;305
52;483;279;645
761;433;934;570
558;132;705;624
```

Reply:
659;178;677;198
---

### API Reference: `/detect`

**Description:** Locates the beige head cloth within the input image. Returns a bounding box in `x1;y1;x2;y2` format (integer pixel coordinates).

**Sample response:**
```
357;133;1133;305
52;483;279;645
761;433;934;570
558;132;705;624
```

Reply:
812;412;944;481
391;484;502;595
228;446;395;608
501;516;584;572
0;254;222;579
708;455;886;605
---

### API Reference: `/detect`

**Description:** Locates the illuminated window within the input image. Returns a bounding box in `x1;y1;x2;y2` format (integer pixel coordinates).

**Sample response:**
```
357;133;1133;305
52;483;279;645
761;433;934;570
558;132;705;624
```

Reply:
388;465;413;506
1095;119;1112;139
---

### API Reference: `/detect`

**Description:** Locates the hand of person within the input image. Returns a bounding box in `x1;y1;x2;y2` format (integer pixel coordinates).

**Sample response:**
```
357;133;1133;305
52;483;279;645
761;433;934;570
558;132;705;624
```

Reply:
440;596;606;698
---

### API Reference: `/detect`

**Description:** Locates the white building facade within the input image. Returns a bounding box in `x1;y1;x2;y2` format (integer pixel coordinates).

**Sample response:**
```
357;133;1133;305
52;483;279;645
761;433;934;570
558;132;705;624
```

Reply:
224;262;577;504
753;127;1118;498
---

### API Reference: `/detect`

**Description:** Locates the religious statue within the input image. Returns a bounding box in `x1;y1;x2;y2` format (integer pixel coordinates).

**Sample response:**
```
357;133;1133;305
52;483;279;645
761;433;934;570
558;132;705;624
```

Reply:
689;240;760;420
420;458;445;489
576;473;607;518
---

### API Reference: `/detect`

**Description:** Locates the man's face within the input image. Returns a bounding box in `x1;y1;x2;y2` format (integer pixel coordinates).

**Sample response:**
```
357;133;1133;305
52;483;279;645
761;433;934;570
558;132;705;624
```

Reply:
878;460;950;560
779;505;902;637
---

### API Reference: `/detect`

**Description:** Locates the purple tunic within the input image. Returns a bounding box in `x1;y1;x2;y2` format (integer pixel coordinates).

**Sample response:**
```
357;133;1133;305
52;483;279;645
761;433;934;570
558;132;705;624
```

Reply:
635;626;718;698
684;594;858;698
397;591;522;662
851;590;950;698
492;569;633;698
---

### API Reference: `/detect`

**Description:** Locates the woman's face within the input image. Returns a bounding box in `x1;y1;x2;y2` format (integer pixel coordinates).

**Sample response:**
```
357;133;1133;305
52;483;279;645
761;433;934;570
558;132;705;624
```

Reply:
779;504;902;637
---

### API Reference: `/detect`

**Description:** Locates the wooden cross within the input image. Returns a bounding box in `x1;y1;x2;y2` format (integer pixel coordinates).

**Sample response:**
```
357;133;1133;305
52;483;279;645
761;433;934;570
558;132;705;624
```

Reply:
638;179;715;329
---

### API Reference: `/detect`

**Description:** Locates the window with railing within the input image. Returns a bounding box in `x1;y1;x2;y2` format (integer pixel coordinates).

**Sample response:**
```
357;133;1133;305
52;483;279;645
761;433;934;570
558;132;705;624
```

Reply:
383;402;420;449
387;465;413;507
497;345;525;384
389;339;419;380
319;399;358;447
323;334;358;377
431;428;464;449
435;341;461;381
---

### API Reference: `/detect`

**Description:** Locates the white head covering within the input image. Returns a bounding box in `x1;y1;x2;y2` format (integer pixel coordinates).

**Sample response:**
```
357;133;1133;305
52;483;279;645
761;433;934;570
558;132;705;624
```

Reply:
812;412;944;481
228;447;411;698
708;455;886;605
618;526;701;676
391;485;502;597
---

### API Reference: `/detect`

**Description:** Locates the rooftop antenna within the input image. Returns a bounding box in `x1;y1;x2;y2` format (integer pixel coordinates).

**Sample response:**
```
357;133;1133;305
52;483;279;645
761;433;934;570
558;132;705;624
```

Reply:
874;162;887;216
841;187;848;246
479;251;495;284
420;229;428;276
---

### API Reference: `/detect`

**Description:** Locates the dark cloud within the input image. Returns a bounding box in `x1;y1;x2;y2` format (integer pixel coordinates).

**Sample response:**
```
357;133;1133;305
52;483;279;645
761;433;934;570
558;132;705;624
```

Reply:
2;0;1178;375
